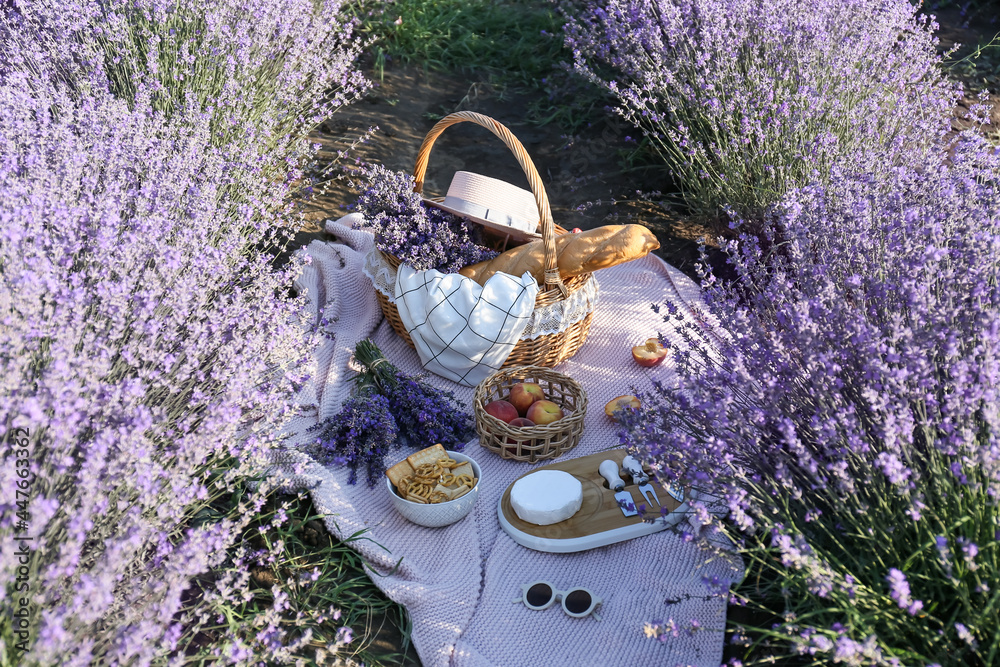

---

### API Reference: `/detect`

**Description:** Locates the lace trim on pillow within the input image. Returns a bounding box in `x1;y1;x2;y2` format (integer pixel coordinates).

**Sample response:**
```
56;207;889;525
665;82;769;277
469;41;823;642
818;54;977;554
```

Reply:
364;248;398;299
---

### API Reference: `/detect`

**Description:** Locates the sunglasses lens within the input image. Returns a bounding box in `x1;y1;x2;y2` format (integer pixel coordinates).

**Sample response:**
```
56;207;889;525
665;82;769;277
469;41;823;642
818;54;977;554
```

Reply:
564;589;592;614
525;583;552;608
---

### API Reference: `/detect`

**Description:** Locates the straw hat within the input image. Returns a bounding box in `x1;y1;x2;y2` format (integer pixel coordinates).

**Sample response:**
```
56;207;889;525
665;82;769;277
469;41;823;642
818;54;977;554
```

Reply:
427;171;543;243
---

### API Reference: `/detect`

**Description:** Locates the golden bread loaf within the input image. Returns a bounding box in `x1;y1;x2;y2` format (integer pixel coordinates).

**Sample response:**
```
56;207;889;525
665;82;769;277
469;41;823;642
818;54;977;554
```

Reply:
458;224;659;286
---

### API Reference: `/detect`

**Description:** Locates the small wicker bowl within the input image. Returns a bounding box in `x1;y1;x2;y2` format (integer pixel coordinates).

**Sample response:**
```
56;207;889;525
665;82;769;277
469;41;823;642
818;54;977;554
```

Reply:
474;366;587;463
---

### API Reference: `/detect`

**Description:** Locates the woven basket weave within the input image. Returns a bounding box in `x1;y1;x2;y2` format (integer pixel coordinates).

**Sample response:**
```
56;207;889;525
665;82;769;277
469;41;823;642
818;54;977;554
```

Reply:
374;111;596;369
473;366;587;462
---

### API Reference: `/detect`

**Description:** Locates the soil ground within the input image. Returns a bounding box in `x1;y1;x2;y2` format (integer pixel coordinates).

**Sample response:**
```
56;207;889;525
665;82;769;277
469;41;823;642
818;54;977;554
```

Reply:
934;6;1000;136
297;64;711;279
288;9;999;665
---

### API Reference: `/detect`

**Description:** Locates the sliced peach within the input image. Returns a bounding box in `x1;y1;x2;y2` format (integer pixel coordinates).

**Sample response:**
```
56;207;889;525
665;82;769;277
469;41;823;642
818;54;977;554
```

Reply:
605;395;641;420
632;337;667;367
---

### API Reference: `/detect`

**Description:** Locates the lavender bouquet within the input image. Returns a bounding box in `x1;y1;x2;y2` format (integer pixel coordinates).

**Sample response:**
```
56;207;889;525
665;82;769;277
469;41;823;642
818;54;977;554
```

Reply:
312;389;399;487
311;340;475;486
353;164;497;272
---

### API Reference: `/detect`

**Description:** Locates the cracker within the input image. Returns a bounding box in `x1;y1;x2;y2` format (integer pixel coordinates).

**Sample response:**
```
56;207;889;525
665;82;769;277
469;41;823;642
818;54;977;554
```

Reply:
386;459;415;488
451;462;473;480
406;443;448;470
451;485;472;500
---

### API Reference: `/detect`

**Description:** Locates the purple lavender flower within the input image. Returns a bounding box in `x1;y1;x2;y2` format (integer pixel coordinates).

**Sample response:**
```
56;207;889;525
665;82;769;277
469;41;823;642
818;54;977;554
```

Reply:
885;569;923;616
565;0;955;218
335;626;353;645
616;126;1000;659
353;164;497;272
383;371;475;451
957;538;980;571
311;389;399;487
955;623;977;648
0;0;365;662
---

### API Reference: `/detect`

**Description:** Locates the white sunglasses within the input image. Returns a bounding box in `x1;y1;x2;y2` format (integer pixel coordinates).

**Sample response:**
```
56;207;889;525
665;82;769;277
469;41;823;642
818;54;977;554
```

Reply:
513;581;603;621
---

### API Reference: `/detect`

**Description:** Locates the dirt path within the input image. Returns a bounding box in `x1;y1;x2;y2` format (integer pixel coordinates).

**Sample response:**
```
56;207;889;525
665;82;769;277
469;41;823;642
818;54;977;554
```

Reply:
294;6;999;280
299;64;711;278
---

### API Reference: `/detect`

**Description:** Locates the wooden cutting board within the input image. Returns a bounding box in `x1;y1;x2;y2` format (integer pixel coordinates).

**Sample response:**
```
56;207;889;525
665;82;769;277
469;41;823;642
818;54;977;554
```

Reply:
497;448;688;553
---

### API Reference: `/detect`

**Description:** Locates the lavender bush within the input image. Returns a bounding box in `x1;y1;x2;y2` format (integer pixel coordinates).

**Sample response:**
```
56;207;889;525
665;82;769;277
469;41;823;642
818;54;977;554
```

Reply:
353;164;498;272
620;130;1000;664
0;1;366;663
566;0;956;220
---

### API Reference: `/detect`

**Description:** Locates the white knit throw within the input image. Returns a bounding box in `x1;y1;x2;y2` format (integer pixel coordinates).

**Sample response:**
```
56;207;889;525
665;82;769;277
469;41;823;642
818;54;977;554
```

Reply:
274;216;743;667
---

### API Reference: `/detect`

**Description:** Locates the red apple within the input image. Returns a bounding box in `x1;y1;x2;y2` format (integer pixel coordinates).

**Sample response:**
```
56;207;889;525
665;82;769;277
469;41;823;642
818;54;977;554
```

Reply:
632;337;668;367
509;382;545;416
484;399;518;424
605;395;641;420
525;399;563;425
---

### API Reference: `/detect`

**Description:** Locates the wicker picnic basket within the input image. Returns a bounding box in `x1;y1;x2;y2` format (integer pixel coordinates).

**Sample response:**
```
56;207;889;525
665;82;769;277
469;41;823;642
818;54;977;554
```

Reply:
373;111;596;368
473;366;587;462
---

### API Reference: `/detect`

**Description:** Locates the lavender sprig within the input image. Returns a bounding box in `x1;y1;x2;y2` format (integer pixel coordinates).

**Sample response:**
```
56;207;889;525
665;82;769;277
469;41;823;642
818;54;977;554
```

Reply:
311;389;399;487
353;164;497;272
354;339;475;451
310;340;475;486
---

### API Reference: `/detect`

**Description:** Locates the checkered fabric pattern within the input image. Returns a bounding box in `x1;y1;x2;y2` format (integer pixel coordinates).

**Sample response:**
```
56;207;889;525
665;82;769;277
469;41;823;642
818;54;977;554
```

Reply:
393;264;539;386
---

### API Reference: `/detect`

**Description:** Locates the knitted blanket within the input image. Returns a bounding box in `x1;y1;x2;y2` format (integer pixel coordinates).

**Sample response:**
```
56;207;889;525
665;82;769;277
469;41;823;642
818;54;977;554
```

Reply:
275;217;742;667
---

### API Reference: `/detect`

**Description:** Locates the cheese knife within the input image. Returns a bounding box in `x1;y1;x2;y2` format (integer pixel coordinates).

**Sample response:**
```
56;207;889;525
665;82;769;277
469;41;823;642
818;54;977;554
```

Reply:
622;455;685;504
599;460;638;517
621;455;662;508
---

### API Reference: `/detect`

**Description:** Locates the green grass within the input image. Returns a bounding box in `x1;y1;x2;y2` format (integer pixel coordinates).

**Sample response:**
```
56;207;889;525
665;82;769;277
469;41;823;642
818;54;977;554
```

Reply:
351;0;606;130
353;0;564;83
183;489;415;666
950;40;1000;97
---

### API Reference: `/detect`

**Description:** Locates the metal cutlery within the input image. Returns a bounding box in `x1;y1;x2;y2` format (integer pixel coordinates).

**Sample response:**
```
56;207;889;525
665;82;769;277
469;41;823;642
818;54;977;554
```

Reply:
621;455;661;508
599;460;638;517
622;455;685;504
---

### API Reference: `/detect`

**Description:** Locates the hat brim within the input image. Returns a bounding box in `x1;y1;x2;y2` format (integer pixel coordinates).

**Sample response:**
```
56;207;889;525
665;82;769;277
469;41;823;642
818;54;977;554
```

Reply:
424;198;542;244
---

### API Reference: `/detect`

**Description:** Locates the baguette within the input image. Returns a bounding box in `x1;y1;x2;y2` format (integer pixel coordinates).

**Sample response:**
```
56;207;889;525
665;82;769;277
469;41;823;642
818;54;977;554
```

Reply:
458;224;659;286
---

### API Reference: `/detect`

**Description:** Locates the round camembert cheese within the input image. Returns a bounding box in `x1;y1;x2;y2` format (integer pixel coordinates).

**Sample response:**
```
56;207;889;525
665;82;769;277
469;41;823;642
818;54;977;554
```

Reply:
510;470;583;525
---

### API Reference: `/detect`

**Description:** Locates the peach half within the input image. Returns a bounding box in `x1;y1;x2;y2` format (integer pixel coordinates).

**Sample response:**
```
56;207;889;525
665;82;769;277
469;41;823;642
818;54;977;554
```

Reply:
604;395;641;421
632;337;668;367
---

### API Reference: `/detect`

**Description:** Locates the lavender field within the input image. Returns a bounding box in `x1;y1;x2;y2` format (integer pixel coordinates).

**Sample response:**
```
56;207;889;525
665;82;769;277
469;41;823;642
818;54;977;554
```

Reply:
2;0;998;665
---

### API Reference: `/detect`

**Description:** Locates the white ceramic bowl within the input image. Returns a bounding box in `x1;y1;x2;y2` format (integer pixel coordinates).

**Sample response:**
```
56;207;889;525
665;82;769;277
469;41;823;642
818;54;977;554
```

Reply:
386;450;481;528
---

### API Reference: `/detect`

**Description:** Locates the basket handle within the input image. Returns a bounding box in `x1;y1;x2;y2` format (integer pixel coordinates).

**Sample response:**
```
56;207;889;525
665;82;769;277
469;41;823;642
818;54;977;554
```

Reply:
412;111;566;296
